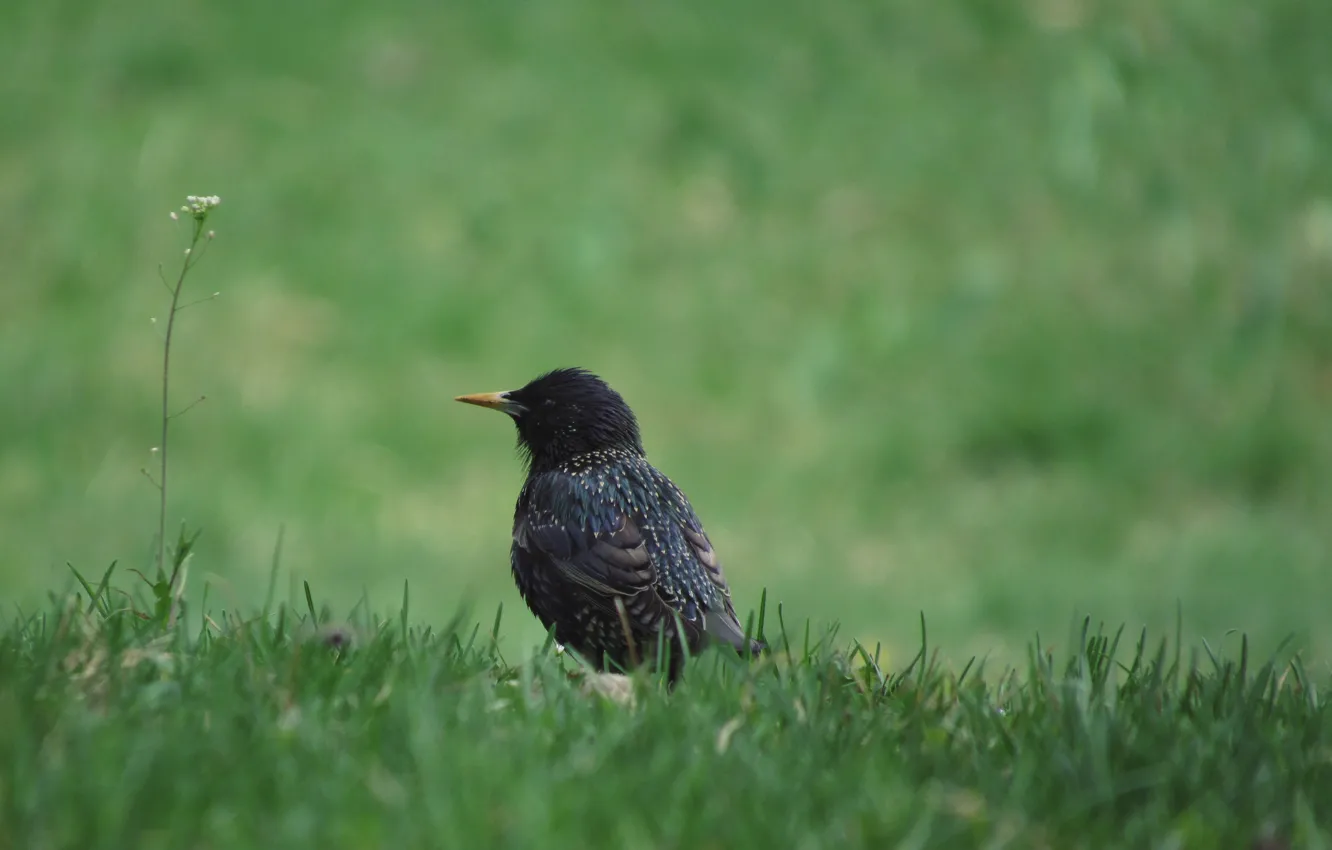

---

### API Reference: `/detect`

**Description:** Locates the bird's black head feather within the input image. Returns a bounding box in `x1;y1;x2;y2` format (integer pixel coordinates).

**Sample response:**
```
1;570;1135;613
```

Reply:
500;368;645;472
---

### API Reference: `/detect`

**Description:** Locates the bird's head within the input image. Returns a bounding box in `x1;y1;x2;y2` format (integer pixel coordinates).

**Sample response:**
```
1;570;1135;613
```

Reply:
456;367;645;471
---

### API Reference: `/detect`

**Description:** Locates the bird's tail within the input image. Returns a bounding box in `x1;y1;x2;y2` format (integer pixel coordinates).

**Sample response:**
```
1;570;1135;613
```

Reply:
704;609;767;659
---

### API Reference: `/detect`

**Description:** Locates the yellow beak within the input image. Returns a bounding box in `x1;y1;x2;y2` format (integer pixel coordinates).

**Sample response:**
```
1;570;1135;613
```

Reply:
455;391;519;413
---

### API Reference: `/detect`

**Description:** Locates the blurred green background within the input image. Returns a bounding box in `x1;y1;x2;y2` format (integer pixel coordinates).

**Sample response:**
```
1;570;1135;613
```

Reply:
2;0;1329;665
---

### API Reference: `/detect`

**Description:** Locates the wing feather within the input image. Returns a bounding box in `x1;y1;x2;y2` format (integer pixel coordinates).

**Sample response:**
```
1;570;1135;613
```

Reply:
515;468;759;655
515;511;654;600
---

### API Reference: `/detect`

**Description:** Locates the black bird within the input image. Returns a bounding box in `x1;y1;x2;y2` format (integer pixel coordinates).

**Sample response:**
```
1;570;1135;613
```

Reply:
456;367;763;680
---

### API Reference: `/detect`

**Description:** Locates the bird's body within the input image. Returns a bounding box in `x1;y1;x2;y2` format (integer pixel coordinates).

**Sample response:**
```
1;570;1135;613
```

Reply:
457;368;762;680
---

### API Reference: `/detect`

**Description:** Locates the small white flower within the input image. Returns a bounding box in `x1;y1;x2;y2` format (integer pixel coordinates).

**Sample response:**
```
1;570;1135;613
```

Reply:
169;211;179;221
182;194;222;218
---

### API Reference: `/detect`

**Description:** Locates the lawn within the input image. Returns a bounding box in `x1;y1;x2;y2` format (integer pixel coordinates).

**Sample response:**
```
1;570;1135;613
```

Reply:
1;0;1330;842
3;0;1331;662
2;581;1329;848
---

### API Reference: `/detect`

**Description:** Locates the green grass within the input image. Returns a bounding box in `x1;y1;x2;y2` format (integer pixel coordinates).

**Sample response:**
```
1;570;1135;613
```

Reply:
2;0;1332;843
2;0;1330;665
1;581;1328;848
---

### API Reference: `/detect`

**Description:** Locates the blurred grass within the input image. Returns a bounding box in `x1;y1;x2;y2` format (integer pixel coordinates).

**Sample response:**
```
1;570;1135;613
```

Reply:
1;0;1330;663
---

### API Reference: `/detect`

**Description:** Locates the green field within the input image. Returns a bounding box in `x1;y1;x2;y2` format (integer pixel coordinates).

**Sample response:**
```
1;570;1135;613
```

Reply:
5;0;1329;665
2;0;1331;840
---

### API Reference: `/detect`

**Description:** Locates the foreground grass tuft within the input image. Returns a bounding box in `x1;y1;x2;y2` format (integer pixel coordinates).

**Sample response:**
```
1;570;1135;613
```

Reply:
0;581;1327;849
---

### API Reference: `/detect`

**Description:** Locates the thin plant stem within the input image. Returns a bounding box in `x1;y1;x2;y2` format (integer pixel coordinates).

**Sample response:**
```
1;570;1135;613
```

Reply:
158;217;208;593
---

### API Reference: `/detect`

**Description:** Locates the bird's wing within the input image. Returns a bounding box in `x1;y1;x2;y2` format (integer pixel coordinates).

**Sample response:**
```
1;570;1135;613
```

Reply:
678;524;734;600
677;521;758;653
515;469;761;653
514;506;656;601
651;468;761;654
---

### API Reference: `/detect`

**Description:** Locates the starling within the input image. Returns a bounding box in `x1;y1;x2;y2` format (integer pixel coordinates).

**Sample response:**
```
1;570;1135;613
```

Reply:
456;367;764;680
